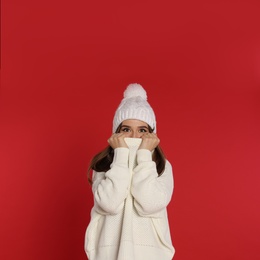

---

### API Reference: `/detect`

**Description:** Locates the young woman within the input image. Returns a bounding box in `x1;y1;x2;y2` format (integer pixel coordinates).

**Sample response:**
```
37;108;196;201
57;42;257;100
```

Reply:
85;83;175;260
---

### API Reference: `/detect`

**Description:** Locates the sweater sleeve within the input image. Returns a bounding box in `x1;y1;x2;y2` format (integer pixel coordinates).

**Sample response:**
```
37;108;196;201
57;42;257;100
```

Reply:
131;149;174;217
92;147;130;215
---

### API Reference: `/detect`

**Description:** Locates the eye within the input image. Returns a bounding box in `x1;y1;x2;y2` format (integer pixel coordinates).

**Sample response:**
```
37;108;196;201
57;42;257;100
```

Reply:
139;128;148;133
121;127;130;132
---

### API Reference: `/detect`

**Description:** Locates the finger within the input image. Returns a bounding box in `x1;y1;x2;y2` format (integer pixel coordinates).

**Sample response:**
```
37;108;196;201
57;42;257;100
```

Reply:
116;132;127;138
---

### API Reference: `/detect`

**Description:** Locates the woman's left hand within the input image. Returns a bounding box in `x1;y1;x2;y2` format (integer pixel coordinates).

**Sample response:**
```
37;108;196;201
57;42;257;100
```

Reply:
138;133;160;151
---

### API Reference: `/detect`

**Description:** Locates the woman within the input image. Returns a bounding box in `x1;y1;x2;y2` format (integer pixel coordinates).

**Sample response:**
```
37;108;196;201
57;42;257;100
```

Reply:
85;83;175;260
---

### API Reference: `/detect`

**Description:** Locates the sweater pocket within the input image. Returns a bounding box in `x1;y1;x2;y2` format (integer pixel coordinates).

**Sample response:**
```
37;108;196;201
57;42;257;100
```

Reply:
151;217;175;255
84;214;103;258
85;210;125;259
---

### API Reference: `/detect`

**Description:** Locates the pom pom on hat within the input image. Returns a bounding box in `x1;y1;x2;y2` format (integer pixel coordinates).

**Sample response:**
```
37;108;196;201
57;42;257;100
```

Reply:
124;83;147;100
112;83;156;133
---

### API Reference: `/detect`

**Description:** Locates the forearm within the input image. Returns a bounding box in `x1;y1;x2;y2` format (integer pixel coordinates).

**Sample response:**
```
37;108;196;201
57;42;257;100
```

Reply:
92;148;130;214
131;149;174;216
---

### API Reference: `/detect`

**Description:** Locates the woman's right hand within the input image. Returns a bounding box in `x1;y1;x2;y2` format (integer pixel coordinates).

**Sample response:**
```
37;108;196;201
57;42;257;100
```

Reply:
107;133;128;149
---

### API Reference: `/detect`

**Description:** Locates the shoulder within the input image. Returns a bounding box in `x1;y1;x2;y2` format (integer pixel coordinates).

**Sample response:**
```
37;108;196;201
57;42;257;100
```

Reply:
165;160;173;170
163;160;174;177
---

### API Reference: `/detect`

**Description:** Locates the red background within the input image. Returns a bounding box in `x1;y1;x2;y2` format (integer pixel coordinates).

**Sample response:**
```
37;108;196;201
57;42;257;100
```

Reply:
1;0;260;259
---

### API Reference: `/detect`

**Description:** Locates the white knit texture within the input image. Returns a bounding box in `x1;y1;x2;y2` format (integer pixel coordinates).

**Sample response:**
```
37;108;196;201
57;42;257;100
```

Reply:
85;138;175;260
113;84;157;133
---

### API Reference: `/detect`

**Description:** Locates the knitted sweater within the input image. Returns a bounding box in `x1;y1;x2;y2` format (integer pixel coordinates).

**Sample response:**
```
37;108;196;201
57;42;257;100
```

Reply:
85;138;175;260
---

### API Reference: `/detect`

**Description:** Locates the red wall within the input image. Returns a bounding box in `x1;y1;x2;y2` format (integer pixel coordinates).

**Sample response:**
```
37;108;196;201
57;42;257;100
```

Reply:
1;1;260;259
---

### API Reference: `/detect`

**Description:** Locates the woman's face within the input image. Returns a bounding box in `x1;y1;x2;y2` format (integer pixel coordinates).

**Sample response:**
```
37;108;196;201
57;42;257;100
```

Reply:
119;119;149;138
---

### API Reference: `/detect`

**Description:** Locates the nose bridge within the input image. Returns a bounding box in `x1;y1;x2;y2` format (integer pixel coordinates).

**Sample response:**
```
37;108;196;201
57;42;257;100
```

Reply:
132;129;140;138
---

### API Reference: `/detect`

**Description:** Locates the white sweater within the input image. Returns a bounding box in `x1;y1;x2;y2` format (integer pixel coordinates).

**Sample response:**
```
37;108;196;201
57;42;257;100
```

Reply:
85;138;175;260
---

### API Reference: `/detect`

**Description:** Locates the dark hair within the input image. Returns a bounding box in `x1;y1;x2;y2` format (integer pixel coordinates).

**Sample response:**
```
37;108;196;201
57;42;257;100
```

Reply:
87;123;166;185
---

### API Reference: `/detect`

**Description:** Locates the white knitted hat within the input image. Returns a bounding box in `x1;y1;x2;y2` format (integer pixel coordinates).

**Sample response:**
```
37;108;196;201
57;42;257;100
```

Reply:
112;83;157;133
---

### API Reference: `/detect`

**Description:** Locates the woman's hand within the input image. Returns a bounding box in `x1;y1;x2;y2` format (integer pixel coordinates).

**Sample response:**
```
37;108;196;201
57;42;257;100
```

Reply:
107;133;128;149
139;133;160;151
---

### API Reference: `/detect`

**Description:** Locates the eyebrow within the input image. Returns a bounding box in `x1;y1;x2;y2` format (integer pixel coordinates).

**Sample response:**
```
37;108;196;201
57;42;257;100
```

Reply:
121;125;149;129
